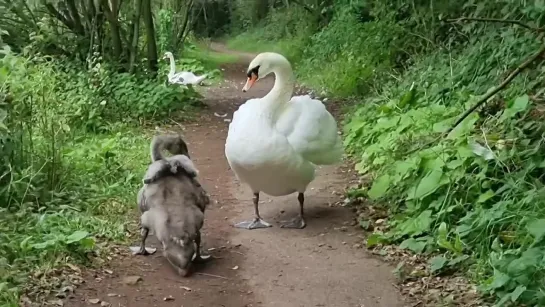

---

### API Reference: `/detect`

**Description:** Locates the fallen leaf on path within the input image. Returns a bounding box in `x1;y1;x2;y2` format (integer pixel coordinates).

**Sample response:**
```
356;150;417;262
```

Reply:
48;299;64;306
122;275;143;285
66;263;81;274
163;296;175;301
181;286;192;291
88;298;101;304
232;266;239;270
100;301;111;307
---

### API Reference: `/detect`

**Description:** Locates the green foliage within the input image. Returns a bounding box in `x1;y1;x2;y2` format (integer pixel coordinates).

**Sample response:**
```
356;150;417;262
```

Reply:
342;20;545;307
3;50;198;133
0;42;202;305
225;0;545;305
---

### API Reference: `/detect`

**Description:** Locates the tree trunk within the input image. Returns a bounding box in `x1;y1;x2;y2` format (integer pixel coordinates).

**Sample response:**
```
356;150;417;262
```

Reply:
142;0;158;74
101;0;123;60
174;0;194;50
66;0;85;35
129;0;143;73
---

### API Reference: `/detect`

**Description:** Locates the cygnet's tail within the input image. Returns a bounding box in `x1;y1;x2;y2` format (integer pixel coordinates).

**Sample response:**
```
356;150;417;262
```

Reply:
170;154;199;177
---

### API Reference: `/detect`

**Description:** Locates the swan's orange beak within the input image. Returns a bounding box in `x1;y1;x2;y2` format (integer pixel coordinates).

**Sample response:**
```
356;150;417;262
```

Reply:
242;74;257;92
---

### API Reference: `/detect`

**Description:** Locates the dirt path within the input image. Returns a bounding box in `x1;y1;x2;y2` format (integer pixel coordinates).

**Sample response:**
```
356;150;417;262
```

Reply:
64;46;406;307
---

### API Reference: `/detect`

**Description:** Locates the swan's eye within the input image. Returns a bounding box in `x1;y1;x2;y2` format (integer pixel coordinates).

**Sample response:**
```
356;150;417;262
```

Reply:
242;66;260;92
246;65;260;79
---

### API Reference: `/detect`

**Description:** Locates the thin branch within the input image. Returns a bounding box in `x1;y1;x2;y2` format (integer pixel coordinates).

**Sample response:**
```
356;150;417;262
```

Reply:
195;272;229;280
405;44;545;155
447;17;544;33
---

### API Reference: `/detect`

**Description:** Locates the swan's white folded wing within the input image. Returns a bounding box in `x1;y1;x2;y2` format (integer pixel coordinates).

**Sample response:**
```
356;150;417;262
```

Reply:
275;95;343;165
168;72;186;84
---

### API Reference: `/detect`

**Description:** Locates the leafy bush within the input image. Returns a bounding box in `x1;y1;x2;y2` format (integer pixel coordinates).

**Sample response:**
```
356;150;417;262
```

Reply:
0;44;199;305
343;20;545;307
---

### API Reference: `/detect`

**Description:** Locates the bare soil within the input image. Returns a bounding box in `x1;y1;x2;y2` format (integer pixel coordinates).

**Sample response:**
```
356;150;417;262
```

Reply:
63;45;407;307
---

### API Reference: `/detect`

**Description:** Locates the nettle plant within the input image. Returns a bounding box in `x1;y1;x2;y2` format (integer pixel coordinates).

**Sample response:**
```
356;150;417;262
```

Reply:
343;30;545;304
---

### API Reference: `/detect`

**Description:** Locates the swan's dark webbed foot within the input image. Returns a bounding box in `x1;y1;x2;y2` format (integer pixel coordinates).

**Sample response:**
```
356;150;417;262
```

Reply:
280;192;307;229
280;216;306;229
234;192;273;230
235;218;272;229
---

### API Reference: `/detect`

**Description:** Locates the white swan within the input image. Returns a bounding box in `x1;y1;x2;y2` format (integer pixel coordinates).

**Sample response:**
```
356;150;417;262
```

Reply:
225;52;343;230
162;52;207;85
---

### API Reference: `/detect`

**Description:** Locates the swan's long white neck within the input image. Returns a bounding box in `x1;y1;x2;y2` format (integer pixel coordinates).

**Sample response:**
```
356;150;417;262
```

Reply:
167;54;176;76
260;59;295;122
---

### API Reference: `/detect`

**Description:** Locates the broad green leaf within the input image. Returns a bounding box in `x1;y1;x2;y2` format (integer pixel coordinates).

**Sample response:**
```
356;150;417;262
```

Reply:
406;169;444;200
432;119;451;133
446;159;463;169
453;233;464;254
447;112;478;139
469;141;494;160
489;270;510;289
510;285;526;302
66;230;90;244
503;95;530;118
438;222;448;237
429;256;447;273
399;238;427;253
398;87;417;108
436;222;455;252
394;160;417;179
491;238;502;252
526;219;545;244
477;190;495;203
368;174;391;200
448;255;469;266
366;233;387;248
398;210;433;236
79;237;96;249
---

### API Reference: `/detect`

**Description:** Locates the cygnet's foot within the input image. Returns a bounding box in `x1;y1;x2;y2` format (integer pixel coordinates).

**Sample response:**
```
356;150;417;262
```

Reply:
280;216;307;229
193;254;212;263
235;218;272;230
129;246;157;255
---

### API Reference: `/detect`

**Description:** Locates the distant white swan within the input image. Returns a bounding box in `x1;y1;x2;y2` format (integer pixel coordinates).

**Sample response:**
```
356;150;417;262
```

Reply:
162;52;207;85
225;52;343;230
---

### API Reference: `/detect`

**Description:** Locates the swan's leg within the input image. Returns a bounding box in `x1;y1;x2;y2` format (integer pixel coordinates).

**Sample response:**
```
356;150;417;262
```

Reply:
280;193;307;229
234;192;272;230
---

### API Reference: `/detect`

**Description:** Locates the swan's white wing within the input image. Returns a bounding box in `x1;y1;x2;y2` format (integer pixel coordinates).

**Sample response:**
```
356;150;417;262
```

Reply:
168;72;186;84
226;98;316;195
171;71;207;85
275;95;343;165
